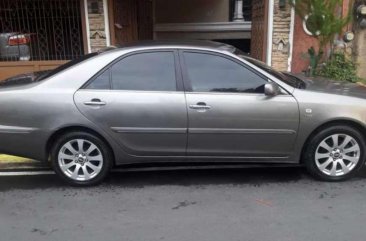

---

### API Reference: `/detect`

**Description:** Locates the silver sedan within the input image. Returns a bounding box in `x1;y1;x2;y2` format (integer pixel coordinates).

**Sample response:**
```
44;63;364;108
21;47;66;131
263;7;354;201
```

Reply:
0;41;365;186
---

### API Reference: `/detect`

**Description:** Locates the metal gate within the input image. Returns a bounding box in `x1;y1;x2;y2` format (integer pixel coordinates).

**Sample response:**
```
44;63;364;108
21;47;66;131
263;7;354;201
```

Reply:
250;0;268;61
0;0;84;61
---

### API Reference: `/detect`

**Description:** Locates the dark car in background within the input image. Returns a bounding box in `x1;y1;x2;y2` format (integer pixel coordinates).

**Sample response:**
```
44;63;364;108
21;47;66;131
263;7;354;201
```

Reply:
0;32;32;61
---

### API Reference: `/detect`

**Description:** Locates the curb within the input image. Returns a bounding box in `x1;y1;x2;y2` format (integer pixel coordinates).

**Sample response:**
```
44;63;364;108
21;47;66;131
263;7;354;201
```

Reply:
0;161;51;172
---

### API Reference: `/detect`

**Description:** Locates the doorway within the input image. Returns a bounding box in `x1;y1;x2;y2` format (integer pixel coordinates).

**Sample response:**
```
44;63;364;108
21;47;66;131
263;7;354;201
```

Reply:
112;0;153;45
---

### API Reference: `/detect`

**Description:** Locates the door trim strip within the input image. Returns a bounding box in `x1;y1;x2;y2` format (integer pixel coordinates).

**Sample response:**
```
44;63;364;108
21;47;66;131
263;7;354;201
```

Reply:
111;127;187;134
188;128;296;135
111;127;296;135
0;125;38;134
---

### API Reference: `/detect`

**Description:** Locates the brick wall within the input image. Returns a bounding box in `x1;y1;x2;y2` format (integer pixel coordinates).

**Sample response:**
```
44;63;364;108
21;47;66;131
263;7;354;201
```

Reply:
271;0;292;71
291;0;353;74
291;15;319;73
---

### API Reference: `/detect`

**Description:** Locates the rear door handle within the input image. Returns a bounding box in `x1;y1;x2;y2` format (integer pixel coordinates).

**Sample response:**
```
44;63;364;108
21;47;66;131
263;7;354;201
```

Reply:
189;105;211;110
189;102;211;110
84;98;106;106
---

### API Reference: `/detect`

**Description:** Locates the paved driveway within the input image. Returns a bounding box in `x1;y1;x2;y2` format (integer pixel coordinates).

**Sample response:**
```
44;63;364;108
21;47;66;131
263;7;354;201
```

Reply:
1;167;366;241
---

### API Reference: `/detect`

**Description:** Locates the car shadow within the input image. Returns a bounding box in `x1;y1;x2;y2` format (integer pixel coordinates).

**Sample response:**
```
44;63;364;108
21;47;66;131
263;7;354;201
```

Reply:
1;166;366;191
0;167;305;191
106;167;306;188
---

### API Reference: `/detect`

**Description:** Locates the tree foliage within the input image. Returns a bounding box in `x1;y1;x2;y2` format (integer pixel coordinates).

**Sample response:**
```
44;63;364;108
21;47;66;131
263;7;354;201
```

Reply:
289;0;352;75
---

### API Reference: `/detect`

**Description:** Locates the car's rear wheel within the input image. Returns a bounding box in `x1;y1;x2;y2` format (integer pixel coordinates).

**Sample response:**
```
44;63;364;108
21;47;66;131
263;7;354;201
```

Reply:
304;125;366;181
51;132;112;186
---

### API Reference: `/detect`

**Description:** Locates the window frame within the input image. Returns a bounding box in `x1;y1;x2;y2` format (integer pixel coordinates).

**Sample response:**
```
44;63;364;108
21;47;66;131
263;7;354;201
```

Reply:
82;49;184;92
179;49;269;94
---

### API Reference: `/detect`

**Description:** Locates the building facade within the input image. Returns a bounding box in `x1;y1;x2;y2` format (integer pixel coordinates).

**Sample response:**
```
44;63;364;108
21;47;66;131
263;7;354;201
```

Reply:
0;0;361;80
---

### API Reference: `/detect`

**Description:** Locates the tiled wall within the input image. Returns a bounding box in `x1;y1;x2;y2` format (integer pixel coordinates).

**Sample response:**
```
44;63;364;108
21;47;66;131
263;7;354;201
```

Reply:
271;0;292;71
87;0;108;52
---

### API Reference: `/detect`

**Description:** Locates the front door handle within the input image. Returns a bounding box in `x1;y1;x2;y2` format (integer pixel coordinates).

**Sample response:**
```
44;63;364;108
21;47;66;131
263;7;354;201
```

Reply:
189;102;211;110
84;98;106;106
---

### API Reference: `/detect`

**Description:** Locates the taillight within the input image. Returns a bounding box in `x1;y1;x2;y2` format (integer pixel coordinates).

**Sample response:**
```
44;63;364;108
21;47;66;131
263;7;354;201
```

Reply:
8;34;30;46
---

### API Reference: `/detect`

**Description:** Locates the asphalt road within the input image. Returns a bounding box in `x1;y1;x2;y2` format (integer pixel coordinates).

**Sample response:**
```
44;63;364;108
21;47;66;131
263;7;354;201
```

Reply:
1;167;366;241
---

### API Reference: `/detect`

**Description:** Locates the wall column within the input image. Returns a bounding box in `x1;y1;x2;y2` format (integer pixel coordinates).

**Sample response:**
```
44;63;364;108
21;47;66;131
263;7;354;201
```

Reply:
353;0;366;78
233;0;245;22
270;0;292;71
84;0;111;53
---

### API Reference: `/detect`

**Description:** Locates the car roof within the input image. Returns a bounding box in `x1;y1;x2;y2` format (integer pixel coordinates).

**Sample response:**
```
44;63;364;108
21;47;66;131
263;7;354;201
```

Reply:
100;40;237;54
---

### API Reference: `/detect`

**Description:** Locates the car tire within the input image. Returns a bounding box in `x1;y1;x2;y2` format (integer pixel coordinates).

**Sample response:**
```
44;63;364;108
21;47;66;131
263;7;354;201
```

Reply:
304;125;366;181
51;132;113;186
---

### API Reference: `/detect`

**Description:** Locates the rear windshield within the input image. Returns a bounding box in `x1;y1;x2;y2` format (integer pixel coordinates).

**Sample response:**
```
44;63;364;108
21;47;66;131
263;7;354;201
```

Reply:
0;53;98;88
41;52;99;80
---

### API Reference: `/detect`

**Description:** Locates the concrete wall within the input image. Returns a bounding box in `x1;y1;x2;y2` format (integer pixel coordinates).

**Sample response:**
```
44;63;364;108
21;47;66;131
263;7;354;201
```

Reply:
354;30;366;78
353;0;366;78
155;0;230;23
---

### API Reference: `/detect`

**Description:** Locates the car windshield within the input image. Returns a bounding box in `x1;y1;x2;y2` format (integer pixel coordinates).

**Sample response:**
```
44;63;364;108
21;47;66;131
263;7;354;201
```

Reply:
234;50;306;89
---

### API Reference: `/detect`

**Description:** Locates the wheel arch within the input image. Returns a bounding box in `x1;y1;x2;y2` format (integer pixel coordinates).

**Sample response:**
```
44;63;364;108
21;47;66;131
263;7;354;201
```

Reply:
45;125;116;165
300;118;366;164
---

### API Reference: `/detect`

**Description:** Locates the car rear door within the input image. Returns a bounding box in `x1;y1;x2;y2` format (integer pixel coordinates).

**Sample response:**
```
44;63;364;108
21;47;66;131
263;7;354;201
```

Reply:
74;50;188;156
180;50;299;160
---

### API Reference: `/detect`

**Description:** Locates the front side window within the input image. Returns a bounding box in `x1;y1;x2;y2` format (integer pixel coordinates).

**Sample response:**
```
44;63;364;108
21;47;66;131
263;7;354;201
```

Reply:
238;54;306;89
111;52;177;91
183;52;267;93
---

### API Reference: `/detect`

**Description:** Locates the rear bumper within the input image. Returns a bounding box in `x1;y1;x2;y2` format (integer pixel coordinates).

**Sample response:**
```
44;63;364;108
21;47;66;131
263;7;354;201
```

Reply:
0;45;30;61
0;128;49;162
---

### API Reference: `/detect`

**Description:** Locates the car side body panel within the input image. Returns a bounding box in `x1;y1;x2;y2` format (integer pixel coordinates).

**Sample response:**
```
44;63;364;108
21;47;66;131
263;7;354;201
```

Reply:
0;43;366;166
74;90;188;157
0;51;128;162
184;92;299;161
0;85;128;162
291;89;366;163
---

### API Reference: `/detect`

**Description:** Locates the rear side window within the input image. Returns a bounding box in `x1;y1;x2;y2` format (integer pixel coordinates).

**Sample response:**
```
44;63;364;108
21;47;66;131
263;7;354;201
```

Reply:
183;52;267;93
111;52;177;91
86;69;111;90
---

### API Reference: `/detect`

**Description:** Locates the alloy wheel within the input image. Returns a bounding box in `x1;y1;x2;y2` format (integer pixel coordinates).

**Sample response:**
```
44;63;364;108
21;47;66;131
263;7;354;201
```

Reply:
315;134;361;177
58;139;104;181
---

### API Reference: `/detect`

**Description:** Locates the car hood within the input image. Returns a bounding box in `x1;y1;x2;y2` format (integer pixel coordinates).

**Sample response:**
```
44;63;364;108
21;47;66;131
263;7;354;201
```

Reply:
294;75;366;99
0;70;52;88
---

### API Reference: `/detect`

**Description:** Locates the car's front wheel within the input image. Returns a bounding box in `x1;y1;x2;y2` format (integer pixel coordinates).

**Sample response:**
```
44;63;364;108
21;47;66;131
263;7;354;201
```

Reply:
304;125;366;181
51;132;112;186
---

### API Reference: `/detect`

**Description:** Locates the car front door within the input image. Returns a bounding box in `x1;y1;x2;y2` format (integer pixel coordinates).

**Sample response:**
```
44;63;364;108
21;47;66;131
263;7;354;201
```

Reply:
181;51;299;161
74;50;188;156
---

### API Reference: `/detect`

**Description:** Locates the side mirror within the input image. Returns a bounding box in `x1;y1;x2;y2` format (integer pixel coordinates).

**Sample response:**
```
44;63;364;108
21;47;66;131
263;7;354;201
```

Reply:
264;82;281;96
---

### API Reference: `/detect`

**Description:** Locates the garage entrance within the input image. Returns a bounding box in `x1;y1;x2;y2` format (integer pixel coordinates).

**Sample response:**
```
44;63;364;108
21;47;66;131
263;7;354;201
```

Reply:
110;0;271;62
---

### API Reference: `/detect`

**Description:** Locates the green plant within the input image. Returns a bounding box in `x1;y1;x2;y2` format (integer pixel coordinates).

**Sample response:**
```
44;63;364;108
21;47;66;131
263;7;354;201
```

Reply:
289;0;352;75
308;46;323;76
318;53;359;82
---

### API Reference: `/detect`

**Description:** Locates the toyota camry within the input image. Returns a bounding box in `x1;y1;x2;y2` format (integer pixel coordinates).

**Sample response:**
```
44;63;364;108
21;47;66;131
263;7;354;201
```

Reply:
0;41;365;186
